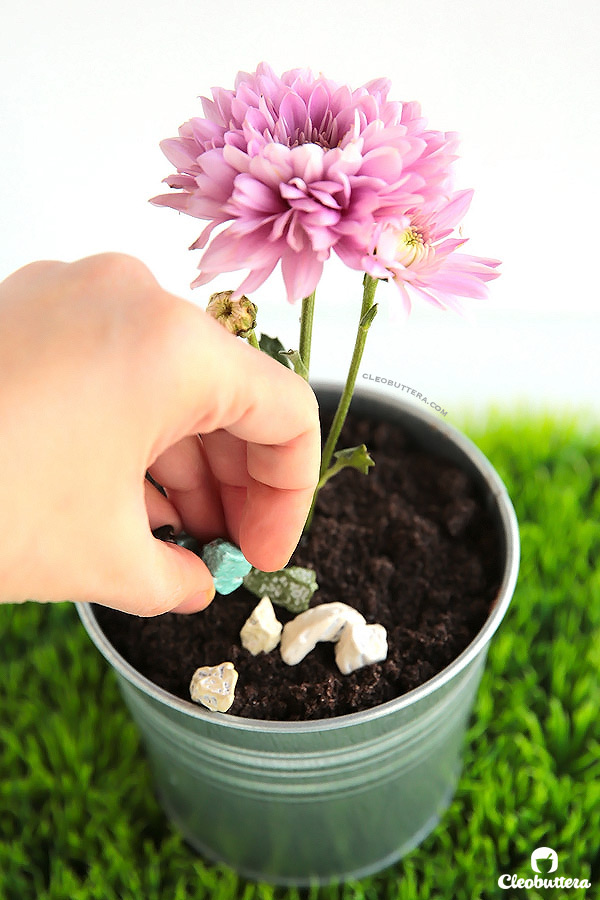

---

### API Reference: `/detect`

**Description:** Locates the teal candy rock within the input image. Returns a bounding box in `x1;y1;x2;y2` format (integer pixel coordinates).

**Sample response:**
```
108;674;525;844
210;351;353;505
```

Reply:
201;539;252;595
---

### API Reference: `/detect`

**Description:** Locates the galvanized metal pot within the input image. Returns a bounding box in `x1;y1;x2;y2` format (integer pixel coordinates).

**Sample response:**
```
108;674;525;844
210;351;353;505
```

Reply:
77;384;519;886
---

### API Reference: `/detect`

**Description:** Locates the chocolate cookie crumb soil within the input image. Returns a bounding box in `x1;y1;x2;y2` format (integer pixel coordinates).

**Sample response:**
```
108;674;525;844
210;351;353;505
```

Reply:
95;411;503;721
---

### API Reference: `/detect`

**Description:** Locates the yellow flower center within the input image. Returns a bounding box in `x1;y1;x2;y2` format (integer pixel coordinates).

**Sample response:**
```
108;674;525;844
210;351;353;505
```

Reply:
396;227;432;267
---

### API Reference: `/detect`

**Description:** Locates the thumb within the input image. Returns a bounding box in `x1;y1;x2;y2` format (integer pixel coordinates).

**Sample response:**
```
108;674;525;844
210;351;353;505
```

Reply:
117;537;216;617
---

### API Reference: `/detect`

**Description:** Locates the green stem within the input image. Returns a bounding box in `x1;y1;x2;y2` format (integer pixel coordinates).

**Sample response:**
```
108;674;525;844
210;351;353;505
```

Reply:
304;274;379;531
319;274;378;478
298;290;316;379
245;330;260;350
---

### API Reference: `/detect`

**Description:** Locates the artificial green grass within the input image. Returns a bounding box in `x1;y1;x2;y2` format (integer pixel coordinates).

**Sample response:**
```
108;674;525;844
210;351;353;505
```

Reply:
1;415;599;900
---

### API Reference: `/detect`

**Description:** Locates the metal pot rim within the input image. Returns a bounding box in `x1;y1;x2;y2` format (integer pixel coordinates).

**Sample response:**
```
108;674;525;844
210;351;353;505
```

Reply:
77;381;519;734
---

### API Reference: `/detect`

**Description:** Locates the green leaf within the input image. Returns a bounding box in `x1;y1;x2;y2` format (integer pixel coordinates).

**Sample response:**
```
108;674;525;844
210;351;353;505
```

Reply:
278;349;309;380
243;566;319;613
360;302;378;329
258;333;292;368
318;444;375;489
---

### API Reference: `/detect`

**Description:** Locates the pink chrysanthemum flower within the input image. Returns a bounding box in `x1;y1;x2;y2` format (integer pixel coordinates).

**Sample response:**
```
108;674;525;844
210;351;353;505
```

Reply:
151;63;461;303
364;189;501;314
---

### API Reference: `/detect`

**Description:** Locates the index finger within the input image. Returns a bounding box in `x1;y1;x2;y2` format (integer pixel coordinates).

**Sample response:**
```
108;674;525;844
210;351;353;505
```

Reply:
146;301;322;567
200;426;318;570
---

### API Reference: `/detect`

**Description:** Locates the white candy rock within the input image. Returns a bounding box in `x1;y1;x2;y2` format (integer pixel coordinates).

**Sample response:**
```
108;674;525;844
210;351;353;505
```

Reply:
240;596;282;655
189;662;238;713
280;602;366;666
334;621;388;675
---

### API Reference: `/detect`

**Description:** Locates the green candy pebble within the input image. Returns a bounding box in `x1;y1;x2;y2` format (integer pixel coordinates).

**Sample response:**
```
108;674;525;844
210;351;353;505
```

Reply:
243;566;319;613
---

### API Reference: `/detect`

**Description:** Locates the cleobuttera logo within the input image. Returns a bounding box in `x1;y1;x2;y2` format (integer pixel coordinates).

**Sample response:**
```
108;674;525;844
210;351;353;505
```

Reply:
498;847;591;891
531;847;558;874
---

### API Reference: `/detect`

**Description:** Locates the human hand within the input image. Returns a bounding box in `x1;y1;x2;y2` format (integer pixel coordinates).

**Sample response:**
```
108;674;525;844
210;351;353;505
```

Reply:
0;253;320;615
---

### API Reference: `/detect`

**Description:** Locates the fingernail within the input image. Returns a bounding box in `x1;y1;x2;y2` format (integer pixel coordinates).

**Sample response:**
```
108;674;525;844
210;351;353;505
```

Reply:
171;586;215;615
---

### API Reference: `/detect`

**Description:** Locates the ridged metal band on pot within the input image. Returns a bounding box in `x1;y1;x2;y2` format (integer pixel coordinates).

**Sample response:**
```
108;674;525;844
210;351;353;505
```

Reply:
77;382;519;735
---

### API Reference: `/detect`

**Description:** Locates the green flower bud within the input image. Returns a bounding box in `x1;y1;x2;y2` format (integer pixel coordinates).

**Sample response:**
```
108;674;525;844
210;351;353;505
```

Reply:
206;291;257;337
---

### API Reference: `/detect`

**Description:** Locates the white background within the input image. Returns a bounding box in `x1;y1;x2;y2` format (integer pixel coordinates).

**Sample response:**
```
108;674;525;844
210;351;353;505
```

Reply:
1;0;598;419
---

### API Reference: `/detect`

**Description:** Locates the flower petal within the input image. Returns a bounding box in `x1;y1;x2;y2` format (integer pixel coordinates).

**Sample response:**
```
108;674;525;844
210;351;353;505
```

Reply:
281;246;324;302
